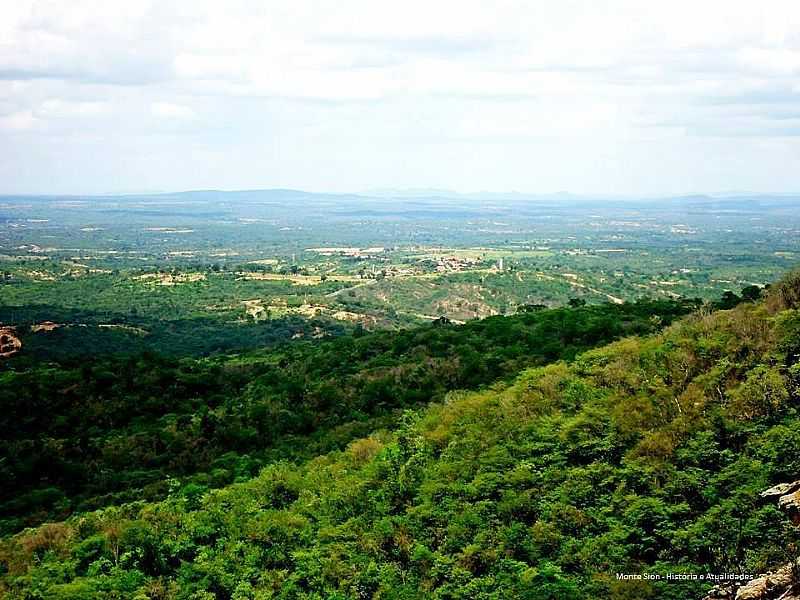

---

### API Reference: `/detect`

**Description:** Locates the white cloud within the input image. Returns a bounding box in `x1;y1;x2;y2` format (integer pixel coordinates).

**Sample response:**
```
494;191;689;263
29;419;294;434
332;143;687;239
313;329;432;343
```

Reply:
0;0;799;193
0;109;40;131
151;101;196;119
737;47;800;75
37;99;109;117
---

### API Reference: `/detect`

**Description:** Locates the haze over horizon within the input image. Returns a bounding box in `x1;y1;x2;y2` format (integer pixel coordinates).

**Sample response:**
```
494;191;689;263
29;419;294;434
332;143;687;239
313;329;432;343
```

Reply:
2;0;800;196
3;187;800;201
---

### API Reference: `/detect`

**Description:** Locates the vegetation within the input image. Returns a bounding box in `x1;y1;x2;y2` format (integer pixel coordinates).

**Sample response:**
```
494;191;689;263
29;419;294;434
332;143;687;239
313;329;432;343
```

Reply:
0;300;694;536
3;191;800;598
2;191;798;332
1;272;798;598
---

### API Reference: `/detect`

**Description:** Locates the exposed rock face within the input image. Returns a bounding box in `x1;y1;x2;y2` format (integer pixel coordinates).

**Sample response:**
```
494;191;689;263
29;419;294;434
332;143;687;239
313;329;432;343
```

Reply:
734;565;796;600
780;491;800;525
30;320;60;333
703;480;800;600
0;327;22;358
762;480;800;525
761;481;800;500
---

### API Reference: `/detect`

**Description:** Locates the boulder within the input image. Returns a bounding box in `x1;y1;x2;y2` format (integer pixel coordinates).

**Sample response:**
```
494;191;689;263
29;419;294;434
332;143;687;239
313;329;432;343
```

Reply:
734;566;797;600
761;481;800;500
701;481;800;599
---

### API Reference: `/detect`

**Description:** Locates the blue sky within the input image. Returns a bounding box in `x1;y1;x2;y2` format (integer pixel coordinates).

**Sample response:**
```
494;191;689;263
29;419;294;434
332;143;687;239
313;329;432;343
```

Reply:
1;0;799;195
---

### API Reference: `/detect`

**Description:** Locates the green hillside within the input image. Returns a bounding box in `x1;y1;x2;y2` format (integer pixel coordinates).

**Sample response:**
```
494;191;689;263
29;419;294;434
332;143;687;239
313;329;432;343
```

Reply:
1;300;694;536
1;274;799;598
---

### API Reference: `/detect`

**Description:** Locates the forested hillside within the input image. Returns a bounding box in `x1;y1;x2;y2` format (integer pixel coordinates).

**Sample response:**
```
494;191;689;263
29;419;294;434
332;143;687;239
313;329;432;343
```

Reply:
1;300;693;536
1;274;798;599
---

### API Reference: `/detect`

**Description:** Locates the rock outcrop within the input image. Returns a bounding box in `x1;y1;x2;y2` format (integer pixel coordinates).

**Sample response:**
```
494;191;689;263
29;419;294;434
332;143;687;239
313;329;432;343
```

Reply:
734;565;796;600
0;326;22;358
762;481;800;526
703;480;800;600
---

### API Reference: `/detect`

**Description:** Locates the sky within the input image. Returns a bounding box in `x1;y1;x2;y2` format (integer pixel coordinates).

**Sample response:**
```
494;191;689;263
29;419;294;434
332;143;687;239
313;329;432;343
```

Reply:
1;0;800;196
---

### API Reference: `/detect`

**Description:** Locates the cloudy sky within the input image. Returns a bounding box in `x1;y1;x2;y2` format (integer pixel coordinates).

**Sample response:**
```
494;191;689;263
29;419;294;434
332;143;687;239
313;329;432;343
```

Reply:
2;0;800;195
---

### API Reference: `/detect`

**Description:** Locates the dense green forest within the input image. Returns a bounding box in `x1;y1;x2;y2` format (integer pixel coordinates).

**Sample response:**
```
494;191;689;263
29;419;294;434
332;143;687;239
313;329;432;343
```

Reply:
0;308;346;363
1;273;798;598
1;300;695;536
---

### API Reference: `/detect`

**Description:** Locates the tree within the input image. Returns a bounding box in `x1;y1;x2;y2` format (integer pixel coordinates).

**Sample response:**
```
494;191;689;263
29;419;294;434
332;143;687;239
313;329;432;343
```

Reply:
433;316;452;327
741;285;762;302
717;290;741;309
518;304;547;313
